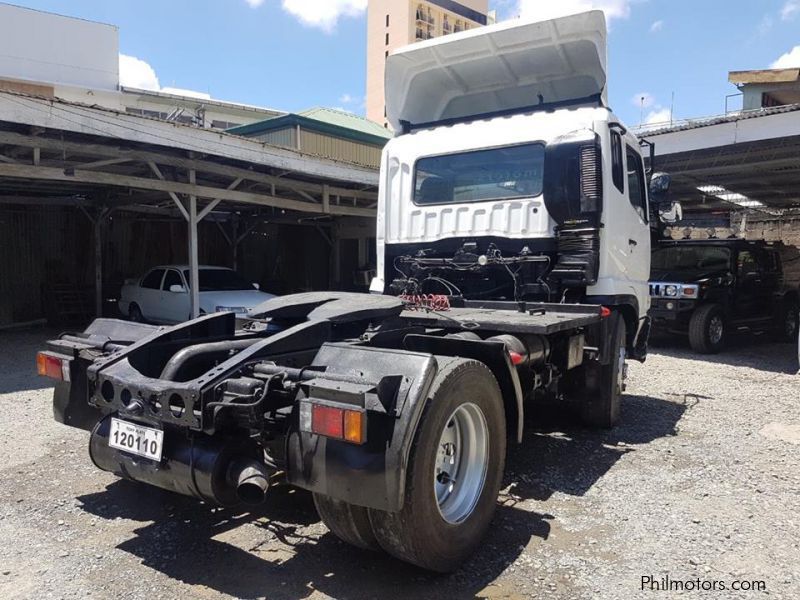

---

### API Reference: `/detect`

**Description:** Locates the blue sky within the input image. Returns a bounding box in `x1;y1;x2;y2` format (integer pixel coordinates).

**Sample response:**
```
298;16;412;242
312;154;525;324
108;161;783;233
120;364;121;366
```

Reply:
7;0;800;127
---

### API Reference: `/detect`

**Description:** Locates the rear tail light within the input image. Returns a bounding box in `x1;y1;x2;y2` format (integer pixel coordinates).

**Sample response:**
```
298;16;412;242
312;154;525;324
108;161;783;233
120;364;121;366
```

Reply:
299;401;367;445
36;352;70;381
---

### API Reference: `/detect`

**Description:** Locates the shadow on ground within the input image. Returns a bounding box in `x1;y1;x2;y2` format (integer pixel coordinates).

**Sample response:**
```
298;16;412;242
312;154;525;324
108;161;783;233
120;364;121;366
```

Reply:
75;393;685;600
649;333;798;374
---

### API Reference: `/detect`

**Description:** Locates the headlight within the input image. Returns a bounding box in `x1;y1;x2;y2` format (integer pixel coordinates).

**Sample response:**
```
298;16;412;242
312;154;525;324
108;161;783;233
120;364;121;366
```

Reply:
664;285;678;297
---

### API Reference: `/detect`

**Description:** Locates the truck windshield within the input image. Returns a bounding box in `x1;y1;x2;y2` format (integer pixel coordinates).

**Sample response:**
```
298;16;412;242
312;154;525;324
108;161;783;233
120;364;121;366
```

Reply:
414;143;544;205
651;246;731;273
182;269;254;291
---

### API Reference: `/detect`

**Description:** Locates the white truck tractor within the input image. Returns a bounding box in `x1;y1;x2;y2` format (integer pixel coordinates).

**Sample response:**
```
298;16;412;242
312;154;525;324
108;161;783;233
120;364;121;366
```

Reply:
38;11;673;572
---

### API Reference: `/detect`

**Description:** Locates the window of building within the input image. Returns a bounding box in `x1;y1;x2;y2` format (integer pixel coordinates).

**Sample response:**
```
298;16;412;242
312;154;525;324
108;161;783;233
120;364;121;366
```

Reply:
610;131;624;194
625;145;647;222
386;32;389;45
386;14;389;27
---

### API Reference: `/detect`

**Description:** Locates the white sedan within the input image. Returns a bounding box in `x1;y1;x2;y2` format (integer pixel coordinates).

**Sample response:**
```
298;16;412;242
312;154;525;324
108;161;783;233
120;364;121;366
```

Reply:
119;265;275;324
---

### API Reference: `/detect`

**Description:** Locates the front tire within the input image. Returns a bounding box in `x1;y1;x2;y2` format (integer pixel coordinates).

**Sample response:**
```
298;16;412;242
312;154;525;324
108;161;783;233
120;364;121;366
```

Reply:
688;304;726;354
368;358;506;572
128;303;144;323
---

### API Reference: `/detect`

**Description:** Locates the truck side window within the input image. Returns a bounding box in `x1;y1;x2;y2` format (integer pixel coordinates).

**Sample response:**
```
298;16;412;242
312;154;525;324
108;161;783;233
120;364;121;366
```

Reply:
610;131;624;193
141;269;165;290
162;270;183;291
625;146;647;222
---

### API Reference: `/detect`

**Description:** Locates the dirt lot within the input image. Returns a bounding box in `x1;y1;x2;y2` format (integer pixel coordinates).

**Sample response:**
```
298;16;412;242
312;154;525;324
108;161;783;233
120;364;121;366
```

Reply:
0;328;798;600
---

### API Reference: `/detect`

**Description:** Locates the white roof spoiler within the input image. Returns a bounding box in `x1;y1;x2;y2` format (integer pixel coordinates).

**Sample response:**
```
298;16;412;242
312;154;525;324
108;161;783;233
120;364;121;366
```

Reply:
385;10;608;132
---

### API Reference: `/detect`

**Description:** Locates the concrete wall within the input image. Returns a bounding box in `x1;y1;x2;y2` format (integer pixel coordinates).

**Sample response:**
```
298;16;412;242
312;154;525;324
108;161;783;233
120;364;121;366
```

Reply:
0;4;118;91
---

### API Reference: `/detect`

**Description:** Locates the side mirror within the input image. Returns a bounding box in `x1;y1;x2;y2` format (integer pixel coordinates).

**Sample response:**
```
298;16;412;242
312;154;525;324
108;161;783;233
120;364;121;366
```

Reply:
169;284;186;293
649;172;671;202
253;283;260;290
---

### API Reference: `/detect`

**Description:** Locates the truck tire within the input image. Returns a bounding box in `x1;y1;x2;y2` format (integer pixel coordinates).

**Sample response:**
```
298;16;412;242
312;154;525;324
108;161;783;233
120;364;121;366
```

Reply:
688;304;726;354
368;358;506;572
313;494;381;551
129;303;144;323
580;312;626;429
773;298;799;342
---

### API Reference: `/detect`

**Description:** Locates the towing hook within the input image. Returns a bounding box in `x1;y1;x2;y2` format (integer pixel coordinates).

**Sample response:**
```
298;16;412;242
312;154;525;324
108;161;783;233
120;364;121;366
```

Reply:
228;459;271;506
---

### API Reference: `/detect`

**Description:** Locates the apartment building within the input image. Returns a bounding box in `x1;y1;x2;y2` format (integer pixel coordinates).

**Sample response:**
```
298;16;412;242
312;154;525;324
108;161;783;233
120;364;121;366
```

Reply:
366;0;491;127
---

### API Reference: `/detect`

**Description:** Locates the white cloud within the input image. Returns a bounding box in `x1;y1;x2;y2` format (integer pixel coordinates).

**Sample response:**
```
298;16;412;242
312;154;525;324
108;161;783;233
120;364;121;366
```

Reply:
632;92;655;108
781;0;800;21
771;45;800;69
339;93;356;104
119;54;212;101
281;0;367;32
756;14;774;36
645;107;671;125
515;0;632;22
244;0;265;7
119;54;160;90
649;19;663;32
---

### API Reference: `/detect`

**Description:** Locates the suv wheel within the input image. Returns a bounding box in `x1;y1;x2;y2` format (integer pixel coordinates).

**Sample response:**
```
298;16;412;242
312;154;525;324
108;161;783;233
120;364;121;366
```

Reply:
774;299;799;342
688;304;726;354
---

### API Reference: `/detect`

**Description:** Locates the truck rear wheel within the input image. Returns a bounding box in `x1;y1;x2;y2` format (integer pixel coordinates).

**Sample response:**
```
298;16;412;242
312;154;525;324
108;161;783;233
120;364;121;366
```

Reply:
313;494;381;551
580;312;626;429
688;304;726;353
368;358;506;572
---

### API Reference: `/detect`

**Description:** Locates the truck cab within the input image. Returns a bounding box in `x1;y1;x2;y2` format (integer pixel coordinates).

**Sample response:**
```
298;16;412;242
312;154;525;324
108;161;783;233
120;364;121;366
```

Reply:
370;10;654;356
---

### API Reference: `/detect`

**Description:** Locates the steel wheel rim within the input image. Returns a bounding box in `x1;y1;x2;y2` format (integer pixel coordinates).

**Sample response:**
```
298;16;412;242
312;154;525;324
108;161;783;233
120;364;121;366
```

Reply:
434;403;489;524
709;315;724;345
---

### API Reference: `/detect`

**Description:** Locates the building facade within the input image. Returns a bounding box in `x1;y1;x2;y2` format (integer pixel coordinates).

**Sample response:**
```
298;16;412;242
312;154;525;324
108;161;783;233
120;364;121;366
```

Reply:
366;0;490;127
729;69;800;111
0;3;283;129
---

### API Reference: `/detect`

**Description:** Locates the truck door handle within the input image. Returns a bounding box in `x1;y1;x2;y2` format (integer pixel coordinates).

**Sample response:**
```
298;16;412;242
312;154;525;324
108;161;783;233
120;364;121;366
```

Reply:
628;239;638;247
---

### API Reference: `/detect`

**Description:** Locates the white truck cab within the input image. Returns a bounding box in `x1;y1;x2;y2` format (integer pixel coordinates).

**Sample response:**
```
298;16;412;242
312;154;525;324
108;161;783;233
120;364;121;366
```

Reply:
371;11;656;352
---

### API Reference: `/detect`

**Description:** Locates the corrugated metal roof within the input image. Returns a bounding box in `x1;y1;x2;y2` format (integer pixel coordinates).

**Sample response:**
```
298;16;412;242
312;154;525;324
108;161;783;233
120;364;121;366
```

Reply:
298;107;392;140
227;109;392;147
634;103;800;136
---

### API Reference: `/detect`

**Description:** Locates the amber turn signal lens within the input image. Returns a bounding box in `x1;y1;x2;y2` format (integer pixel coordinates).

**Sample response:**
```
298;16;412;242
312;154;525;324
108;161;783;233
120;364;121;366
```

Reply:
343;410;366;444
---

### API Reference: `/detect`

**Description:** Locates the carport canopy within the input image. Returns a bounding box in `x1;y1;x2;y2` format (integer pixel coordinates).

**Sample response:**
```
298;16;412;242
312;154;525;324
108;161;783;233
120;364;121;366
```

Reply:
637;103;800;217
0;91;380;318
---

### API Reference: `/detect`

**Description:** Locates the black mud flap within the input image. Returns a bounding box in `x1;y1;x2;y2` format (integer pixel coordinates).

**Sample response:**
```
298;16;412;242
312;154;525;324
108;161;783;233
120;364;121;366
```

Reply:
286;343;438;512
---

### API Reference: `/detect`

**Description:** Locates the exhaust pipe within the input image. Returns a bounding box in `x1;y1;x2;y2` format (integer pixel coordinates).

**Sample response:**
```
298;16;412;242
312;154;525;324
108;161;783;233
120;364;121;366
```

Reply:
229;459;271;505
89;415;273;506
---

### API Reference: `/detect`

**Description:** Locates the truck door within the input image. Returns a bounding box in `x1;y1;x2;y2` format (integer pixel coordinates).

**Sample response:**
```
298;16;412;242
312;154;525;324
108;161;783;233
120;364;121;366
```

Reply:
622;142;651;303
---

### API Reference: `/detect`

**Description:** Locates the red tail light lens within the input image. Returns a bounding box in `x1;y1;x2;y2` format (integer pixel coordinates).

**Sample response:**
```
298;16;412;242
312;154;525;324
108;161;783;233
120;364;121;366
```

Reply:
311;405;344;439
303;402;367;445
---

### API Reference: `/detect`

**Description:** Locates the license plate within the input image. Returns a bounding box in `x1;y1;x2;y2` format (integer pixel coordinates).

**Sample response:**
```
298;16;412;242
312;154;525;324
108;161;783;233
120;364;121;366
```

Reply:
109;418;164;461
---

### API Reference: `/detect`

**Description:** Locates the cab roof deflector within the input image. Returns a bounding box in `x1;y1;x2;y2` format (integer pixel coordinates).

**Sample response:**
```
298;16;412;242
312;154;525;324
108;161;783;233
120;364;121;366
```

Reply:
386;10;608;133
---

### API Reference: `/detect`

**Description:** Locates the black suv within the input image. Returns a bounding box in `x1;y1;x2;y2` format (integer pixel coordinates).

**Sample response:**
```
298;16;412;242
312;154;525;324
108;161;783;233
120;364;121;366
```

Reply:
649;239;799;353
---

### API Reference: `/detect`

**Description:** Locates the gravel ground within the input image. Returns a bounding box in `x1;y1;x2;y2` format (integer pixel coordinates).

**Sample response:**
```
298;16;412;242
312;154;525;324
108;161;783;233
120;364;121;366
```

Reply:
0;328;798;600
